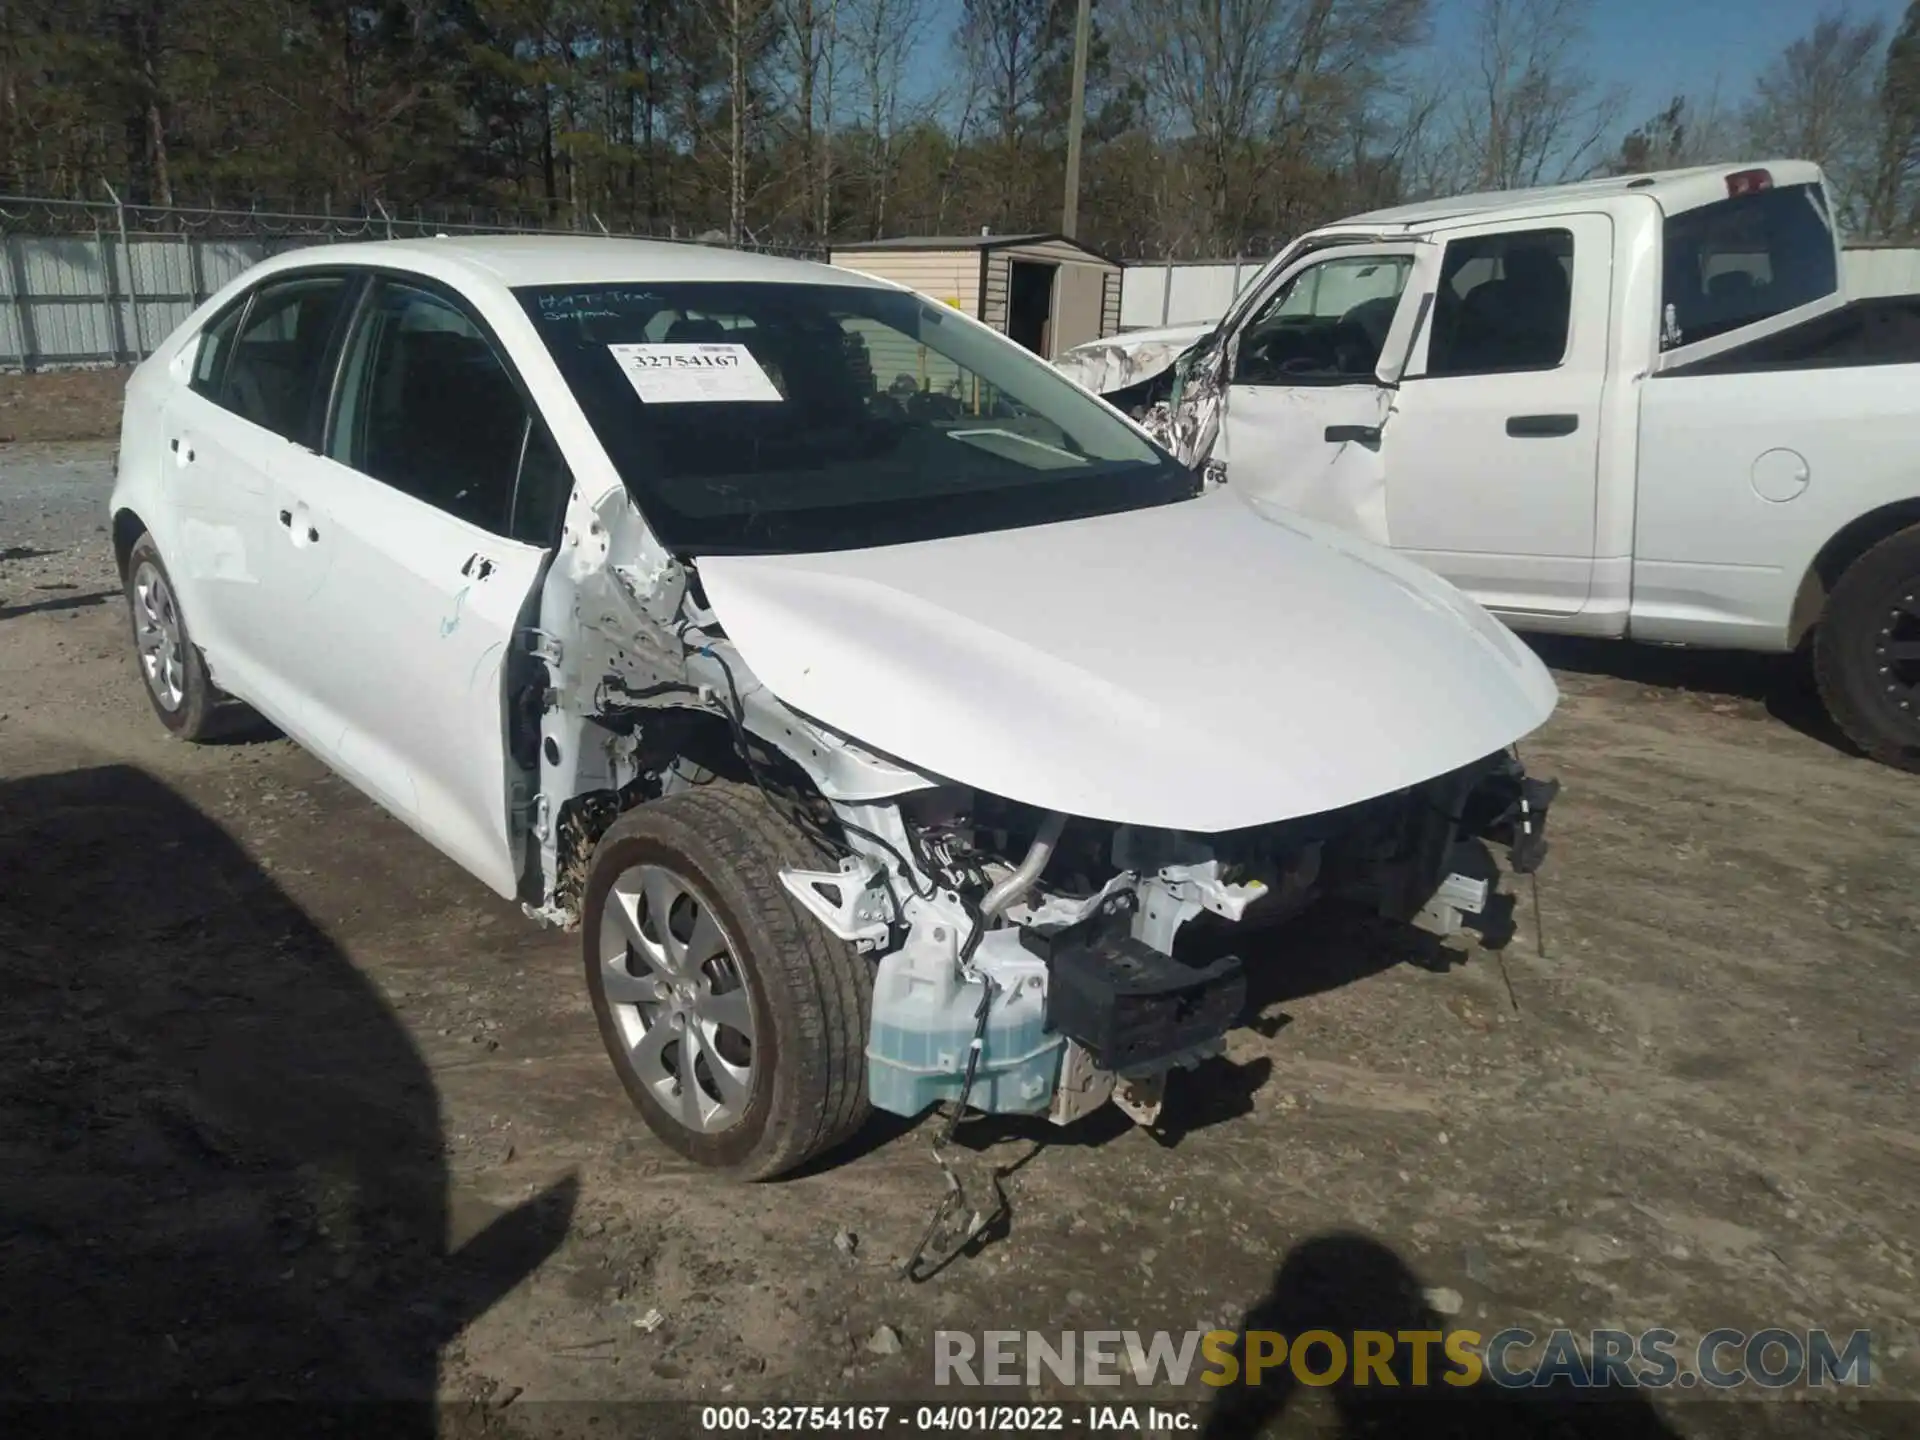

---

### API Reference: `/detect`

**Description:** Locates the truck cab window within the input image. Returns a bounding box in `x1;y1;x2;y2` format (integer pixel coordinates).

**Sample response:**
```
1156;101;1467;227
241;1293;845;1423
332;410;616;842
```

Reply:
1232;254;1413;385
1427;229;1573;376
1661;183;1838;349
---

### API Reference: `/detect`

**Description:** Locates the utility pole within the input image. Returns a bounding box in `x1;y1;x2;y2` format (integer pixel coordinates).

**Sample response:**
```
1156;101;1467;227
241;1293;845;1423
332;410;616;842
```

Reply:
1061;0;1092;237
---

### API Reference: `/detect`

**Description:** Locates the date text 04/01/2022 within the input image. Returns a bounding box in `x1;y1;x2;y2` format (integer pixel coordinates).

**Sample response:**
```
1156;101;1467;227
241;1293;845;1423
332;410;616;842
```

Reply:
698;1404;1197;1433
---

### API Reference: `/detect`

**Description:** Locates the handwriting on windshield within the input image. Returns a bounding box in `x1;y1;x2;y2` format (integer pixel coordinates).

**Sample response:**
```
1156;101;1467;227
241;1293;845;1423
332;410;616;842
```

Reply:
538;289;660;322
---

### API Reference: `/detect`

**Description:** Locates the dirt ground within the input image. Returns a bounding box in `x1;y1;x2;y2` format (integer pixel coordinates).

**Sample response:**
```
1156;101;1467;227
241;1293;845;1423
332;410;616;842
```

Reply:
0;366;130;444
2;444;1918;1438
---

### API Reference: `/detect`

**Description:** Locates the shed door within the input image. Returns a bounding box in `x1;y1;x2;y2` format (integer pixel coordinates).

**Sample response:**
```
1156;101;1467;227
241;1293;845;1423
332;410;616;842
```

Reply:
1053;262;1108;358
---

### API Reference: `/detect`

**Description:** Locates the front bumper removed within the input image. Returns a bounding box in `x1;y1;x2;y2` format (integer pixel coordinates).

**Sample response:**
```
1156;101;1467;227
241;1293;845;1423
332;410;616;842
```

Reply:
1464;751;1560;876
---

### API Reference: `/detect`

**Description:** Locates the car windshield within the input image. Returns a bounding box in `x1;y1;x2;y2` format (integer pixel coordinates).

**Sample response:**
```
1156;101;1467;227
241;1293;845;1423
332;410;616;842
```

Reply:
515;280;1195;555
1661;182;1839;349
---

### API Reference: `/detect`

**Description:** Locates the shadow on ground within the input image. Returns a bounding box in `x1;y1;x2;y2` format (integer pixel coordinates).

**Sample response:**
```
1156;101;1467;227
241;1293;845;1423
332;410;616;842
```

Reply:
0;588;117;621
821;889;1500;1232
1525;634;1853;755
1201;1231;1682;1439
0;765;575;1424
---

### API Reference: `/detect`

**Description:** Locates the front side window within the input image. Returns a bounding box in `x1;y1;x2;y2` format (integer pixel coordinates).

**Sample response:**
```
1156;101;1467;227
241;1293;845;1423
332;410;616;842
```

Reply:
330;280;566;540
516;281;1191;555
211;274;351;443
1426;228;1573;377
1661;182;1839;349
1232;254;1413;385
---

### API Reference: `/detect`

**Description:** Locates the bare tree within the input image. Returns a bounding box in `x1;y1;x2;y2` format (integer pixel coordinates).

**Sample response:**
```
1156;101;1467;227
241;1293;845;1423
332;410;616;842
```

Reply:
956;0;1072;228
1605;90;1740;175
698;0;780;243
772;0;841;238
933;13;989;230
1866;0;1920;236
1115;0;1429;254
1439;0;1624;192
841;0;935;236
1744;8;1884;229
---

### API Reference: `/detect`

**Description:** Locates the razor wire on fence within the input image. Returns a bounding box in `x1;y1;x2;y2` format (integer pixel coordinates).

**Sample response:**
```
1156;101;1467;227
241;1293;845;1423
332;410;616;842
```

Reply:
0;193;823;372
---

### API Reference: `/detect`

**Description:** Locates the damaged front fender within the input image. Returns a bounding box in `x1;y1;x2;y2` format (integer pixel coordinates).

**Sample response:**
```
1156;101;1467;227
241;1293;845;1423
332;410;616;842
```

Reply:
1052;321;1216;398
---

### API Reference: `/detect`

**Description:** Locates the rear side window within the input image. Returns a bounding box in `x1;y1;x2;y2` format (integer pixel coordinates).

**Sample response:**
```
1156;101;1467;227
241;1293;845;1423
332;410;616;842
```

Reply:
329;279;567;541
1427;228;1573;376
209;275;352;444
1662;183;1838;349
189;301;248;396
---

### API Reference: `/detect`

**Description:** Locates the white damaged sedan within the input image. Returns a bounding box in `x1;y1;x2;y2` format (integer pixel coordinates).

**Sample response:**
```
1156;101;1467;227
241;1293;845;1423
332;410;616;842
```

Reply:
111;236;1560;1178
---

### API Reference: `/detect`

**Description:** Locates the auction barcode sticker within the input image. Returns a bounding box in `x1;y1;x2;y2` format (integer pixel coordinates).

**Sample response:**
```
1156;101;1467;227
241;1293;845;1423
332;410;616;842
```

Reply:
608;342;784;403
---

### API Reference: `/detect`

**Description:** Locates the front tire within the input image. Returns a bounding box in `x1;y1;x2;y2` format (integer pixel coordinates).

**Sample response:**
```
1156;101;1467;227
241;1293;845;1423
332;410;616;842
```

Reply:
1814;522;1920;772
582;784;872;1179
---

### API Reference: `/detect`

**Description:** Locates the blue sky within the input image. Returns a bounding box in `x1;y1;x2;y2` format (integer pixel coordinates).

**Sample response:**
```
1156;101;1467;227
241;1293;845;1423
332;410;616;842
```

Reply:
908;0;1912;135
1547;0;1910;119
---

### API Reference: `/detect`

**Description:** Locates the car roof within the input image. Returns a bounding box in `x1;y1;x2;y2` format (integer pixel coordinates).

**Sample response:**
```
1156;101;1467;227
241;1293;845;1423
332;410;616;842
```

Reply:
1338;160;1825;231
253;234;895;292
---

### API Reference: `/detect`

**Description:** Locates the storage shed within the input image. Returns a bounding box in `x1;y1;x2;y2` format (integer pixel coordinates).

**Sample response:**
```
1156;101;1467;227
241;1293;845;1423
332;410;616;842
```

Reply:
828;233;1123;361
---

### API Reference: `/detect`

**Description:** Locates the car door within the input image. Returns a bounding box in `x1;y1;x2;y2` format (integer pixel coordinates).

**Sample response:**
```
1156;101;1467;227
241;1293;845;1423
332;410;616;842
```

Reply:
1380;215;1613;618
263;274;572;899
1214;243;1430;545
160;271;356;717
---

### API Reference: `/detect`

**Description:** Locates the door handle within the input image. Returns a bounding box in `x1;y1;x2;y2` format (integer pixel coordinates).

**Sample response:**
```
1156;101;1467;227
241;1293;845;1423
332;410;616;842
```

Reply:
461;553;496;581
1506;413;1579;438
1324;424;1383;447
278;509;320;544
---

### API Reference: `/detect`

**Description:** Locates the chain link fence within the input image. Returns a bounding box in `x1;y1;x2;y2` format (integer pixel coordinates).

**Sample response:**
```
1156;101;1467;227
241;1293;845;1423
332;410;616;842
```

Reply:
0;195;823;372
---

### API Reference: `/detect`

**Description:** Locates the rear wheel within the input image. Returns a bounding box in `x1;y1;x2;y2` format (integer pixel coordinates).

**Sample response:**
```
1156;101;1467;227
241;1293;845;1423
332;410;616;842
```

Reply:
1814;523;1920;772
581;784;872;1179
123;532;236;742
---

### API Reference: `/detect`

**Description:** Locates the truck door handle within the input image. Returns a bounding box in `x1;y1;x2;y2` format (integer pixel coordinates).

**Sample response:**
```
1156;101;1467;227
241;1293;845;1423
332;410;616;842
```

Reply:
1324;424;1383;447
1506;413;1579;438
278;510;319;543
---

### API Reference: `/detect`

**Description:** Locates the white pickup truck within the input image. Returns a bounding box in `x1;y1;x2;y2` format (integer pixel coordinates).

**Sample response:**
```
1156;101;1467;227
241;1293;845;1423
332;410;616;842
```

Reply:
1057;161;1920;772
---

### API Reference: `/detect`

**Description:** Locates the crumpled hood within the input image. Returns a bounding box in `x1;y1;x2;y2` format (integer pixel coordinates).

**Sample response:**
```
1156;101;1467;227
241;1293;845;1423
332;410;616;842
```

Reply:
694;488;1557;832
1052;321;1216;395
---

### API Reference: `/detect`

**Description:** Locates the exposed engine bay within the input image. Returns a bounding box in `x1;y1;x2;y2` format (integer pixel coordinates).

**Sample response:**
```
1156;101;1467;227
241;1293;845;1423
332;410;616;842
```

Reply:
518;484;1559;1134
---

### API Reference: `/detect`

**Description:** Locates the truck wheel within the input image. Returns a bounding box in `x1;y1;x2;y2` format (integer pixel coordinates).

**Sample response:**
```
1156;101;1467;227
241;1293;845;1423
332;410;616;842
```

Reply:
581;783;872;1179
1814;523;1920;772
123;531;246;742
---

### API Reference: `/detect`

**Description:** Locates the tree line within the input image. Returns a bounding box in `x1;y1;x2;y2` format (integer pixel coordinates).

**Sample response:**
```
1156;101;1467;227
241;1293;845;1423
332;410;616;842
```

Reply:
3;0;1917;258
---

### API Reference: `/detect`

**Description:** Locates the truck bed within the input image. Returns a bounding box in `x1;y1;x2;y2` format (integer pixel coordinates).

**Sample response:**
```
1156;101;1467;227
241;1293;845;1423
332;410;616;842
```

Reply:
1671;295;1920;373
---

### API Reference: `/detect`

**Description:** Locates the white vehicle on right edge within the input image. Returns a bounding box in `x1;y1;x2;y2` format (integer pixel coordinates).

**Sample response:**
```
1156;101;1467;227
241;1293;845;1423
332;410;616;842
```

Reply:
1059;161;1920;772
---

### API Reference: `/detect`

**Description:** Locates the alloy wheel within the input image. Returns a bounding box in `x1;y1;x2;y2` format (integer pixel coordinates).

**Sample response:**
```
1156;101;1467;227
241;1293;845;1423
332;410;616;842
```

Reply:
132;560;186;712
599;863;756;1134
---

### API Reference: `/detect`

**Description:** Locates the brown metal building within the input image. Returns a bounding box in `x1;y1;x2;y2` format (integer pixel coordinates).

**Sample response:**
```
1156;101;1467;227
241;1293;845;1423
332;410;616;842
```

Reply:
827;233;1124;361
